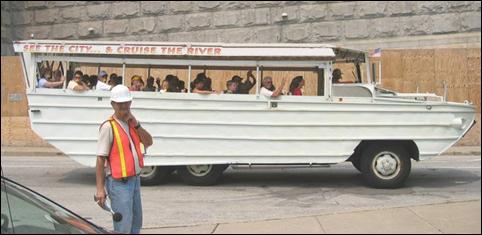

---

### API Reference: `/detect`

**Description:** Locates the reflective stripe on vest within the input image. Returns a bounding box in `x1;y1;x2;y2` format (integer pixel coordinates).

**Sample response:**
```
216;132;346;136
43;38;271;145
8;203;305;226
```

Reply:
108;118;144;179
111;120;128;178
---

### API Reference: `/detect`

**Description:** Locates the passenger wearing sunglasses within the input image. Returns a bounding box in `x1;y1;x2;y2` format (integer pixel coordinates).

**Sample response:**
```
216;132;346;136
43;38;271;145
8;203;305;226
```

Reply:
67;70;89;92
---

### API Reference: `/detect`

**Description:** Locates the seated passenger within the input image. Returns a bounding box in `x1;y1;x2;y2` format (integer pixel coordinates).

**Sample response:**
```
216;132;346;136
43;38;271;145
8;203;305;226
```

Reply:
166;75;181;92
159;80;169;93
193;73;213;91
130;75;144;91
332;68;343;84
204;76;213;91
89;75;99;90
178;80;187;93
67;70;89;91
51;70;65;89
37;68;65;88
223;80;238;94
155;75;175;92
289;76;305;96
143;76;157;92
170;76;182;92
81;74;92;88
192;76;214;94
108;73;118;87
113;76;123;87
96;71;111;91
260;76;286;98
231;70;256;94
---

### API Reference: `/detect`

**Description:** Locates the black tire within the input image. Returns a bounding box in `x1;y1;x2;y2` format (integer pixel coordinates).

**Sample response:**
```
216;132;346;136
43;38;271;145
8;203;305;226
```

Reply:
177;164;227;186
140;166;174;186
360;143;411;189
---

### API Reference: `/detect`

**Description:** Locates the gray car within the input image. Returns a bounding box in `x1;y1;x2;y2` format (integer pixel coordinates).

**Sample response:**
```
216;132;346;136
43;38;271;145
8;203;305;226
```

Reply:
1;176;111;234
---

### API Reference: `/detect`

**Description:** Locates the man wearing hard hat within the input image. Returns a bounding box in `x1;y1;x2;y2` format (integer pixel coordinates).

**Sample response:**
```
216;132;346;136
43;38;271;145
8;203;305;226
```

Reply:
95;85;153;234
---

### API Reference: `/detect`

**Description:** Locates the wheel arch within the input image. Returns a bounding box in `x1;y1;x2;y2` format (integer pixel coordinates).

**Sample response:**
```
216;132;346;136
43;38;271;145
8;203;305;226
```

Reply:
350;140;420;162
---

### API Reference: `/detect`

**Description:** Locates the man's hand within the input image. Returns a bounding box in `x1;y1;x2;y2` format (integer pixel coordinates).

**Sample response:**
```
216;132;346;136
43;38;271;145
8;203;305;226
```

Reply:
127;112;139;126
95;189;107;208
247;70;254;78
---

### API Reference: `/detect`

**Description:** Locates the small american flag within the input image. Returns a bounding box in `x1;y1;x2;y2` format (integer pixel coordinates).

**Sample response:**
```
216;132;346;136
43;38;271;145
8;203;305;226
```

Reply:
371;48;382;57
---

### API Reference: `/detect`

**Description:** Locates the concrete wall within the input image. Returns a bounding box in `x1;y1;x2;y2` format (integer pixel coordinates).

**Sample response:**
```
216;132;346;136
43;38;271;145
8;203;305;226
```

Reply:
1;1;481;56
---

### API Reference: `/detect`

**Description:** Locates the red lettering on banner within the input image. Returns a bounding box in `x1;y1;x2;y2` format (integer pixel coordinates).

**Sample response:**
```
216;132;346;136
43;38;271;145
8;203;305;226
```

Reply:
167;47;176;54
186;47;221;56
44;45;65;52
117;46;159;54
68;45;92;53
24;44;41;52
20;43;222;56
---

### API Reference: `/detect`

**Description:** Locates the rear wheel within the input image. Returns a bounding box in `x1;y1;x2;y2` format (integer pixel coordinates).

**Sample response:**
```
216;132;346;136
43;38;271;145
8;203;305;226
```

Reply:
360;143;411;188
140;166;174;186
177;164;228;186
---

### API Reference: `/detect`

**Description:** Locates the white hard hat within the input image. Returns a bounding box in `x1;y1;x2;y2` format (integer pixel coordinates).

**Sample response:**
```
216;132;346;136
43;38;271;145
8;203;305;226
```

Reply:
110;85;132;103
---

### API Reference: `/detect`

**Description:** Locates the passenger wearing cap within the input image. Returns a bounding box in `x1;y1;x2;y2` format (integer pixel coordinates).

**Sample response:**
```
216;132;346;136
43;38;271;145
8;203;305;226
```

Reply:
96;71;112;91
332;68;343;84
95;85;152;234
130;75;144;91
231;70;256;94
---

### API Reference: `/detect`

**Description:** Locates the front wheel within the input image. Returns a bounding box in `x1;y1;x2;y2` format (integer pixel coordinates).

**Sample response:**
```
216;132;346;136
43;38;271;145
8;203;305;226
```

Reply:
177;164;228;186
360;143;411;189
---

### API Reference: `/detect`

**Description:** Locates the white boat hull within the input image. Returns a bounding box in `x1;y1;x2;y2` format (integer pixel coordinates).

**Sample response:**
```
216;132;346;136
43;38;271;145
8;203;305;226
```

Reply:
27;89;476;167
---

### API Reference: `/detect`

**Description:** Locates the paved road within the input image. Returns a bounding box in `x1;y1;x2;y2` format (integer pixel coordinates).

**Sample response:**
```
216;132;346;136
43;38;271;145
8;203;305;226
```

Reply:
1;154;480;231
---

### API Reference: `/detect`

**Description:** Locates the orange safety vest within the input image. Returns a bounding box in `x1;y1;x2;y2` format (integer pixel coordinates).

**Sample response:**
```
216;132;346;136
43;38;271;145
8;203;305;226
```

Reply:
106;117;144;179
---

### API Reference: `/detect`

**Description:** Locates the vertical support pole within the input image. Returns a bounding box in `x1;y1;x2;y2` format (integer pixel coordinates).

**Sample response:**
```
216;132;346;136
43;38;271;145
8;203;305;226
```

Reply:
256;65;260;96
371;63;377;84
63;61;69;90
326;62;332;101
365;53;371;84
378;60;382;85
122;62;126;85
33;61;39;92
443;81;448;102
188;65;192;93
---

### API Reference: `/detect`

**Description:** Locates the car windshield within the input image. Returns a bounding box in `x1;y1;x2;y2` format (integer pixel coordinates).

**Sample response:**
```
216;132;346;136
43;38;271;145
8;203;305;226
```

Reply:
1;178;104;234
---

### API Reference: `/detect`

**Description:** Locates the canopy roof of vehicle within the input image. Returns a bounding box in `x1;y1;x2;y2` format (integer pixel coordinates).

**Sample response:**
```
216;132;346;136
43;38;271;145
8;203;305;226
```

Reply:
13;40;366;63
